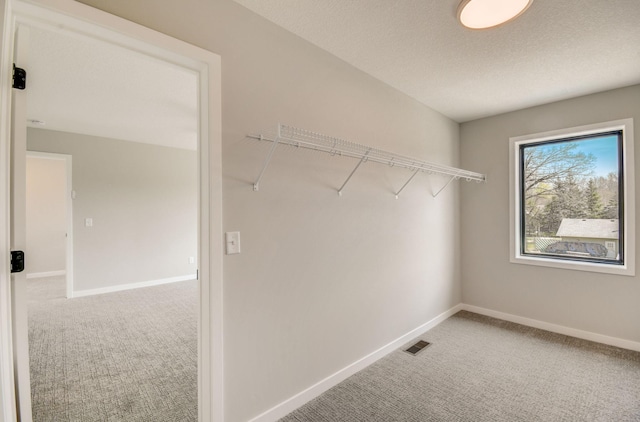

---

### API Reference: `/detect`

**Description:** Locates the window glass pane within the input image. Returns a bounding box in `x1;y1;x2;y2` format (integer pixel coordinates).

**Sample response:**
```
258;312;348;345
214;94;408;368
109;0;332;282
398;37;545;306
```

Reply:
520;131;622;264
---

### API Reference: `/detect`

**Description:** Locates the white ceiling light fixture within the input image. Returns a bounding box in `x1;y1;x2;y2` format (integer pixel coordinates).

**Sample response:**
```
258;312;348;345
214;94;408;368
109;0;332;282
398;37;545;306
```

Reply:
457;0;534;29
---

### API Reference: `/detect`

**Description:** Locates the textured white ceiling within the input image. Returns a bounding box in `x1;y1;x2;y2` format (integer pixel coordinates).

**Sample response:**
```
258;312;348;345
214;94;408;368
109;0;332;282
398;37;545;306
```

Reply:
27;27;198;149
232;0;640;122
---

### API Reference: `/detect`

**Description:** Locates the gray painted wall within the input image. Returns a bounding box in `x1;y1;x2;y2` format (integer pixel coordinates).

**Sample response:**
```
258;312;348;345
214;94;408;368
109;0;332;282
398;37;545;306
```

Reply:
26;155;66;275
461;84;640;343
77;1;464;420
27;128;197;294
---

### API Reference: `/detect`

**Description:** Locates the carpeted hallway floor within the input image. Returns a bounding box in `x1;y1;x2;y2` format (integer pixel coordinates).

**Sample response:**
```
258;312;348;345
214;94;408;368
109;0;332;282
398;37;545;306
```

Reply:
281;311;640;422
28;276;198;422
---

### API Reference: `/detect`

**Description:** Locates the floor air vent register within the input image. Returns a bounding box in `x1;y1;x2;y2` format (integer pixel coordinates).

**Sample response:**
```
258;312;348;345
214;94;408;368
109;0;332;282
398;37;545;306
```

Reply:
404;340;431;355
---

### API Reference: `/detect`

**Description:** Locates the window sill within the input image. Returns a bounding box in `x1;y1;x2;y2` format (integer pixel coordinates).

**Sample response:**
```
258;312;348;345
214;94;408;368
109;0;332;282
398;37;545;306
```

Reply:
510;253;635;276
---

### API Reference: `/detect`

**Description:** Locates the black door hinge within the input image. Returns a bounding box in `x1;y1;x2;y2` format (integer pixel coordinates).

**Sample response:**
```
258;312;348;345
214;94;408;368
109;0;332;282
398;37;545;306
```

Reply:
13;64;26;90
11;251;25;273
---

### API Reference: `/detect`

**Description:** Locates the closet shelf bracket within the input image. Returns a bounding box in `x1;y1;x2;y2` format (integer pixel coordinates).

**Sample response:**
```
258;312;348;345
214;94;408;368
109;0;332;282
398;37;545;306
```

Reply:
433;175;457;198
253;129;281;192
395;169;420;199
338;148;370;196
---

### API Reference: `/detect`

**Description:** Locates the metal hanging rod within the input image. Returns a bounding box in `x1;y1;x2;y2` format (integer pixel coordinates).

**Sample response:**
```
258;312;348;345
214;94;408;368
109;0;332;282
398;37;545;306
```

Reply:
248;124;486;197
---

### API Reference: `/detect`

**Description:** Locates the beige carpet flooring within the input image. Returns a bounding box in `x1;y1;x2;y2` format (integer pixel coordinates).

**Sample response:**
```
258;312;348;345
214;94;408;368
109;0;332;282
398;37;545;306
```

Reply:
282;311;640;421
29;278;640;421
28;276;197;422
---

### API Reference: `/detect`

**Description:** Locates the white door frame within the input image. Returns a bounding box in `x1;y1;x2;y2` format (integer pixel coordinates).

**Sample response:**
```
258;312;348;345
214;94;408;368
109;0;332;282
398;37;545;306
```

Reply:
9;22;30;422
1;1;19;418
25;151;73;297
0;1;223;422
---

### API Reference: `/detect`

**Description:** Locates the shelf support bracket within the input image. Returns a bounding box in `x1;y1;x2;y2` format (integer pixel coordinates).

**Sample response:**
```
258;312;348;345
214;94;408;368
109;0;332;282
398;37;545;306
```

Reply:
395;169;420;199
338;148;370;196
253;131;281;191
432;175;457;198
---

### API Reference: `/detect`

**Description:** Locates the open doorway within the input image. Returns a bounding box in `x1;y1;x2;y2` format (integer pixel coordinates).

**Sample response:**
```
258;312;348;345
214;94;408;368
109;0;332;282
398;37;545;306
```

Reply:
25;24;200;421
25;151;72;299
0;1;223;421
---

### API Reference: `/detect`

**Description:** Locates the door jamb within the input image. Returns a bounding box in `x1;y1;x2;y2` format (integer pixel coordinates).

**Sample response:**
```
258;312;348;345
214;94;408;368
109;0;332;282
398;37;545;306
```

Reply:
0;1;224;421
0;0;17;420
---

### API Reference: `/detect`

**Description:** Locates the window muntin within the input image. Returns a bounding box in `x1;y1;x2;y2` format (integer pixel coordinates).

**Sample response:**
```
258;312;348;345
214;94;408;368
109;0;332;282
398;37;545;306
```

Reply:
519;131;623;265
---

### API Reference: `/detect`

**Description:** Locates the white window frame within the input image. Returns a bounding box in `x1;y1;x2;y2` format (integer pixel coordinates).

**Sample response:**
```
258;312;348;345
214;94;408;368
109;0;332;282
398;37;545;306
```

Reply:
509;118;635;276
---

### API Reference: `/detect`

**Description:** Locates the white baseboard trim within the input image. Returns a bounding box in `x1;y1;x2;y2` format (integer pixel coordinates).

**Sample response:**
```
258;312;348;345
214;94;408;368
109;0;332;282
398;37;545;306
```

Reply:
26;270;66;279
71;274;197;298
248;303;464;422
461;304;640;353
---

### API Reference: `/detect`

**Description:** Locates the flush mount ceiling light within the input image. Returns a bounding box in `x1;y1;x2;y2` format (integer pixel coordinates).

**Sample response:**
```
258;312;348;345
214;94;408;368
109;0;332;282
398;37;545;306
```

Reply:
457;0;533;29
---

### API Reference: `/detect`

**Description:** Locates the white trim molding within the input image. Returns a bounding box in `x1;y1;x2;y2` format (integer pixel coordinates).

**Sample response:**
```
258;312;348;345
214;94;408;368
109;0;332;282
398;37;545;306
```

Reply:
0;0;17;418
26;270;65;279
248;304;464;422
71;274;197;298
461;304;640;353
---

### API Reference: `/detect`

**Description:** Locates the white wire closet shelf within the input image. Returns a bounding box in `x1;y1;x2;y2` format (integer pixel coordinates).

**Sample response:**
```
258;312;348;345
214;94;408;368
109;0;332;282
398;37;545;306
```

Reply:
248;124;486;198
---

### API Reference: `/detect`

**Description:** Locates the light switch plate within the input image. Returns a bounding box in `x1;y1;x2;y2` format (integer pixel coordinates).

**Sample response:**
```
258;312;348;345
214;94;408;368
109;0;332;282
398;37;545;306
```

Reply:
225;231;241;255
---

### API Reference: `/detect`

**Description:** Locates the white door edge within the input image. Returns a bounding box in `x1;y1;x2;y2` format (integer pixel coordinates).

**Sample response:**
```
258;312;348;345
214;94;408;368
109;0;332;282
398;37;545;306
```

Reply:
11;23;32;422
0;0;18;419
